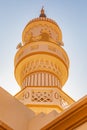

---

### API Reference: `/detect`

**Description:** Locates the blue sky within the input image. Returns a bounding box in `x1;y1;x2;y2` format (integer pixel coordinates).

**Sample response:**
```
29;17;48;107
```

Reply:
0;0;87;101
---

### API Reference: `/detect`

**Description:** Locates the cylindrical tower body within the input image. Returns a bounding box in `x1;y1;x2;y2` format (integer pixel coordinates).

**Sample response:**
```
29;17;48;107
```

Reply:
14;8;74;114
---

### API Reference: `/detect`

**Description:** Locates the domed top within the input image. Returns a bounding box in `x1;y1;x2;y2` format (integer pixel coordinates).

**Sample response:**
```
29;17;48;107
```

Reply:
15;8;69;90
22;7;63;46
39;7;46;18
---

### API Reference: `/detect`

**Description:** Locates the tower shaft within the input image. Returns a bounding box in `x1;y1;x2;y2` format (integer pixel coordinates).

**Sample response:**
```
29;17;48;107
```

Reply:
14;8;74;114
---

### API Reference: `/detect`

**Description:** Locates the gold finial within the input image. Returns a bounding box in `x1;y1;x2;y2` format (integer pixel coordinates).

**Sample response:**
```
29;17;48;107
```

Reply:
39;6;46;18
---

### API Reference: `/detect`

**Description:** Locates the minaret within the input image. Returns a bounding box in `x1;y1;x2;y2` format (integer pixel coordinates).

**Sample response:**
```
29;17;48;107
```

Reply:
14;8;74;114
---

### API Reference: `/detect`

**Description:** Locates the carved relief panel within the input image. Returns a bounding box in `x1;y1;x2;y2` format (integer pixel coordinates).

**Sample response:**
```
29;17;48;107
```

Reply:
24;24;59;44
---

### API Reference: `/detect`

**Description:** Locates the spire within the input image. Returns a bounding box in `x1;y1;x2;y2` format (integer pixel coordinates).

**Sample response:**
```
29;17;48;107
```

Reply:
39;6;46;18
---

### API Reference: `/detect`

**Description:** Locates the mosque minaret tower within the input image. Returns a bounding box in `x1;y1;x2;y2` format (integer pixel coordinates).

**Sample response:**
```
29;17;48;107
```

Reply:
0;7;86;130
14;8;74;114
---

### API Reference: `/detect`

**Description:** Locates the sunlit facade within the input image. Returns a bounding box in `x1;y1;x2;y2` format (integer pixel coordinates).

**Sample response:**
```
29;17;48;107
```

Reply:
14;7;74;114
0;8;86;130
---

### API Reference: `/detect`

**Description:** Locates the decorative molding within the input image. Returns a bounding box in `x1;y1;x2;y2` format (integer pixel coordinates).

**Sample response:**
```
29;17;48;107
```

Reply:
41;96;87;130
15;42;69;68
15;87;71;109
31;90;53;102
22;72;60;88
21;58;62;83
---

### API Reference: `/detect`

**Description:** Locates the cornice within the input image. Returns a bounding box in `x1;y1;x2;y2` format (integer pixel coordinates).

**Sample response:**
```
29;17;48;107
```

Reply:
41;95;87;130
0;120;13;130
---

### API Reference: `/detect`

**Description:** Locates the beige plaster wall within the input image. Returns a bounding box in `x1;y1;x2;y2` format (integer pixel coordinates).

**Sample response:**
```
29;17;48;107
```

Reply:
75;122;87;130
0;87;35;130
28;110;58;130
